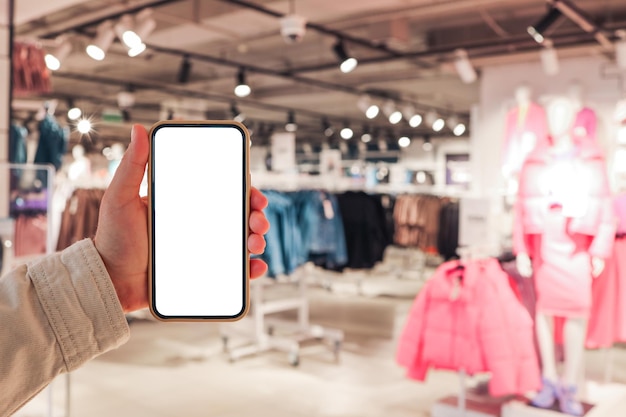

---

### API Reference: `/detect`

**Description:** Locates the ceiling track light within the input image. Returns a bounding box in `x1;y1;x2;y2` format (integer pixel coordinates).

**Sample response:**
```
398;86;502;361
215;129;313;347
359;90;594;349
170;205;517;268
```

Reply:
527;7;562;44
86;20;115;61
453;49;477;84
398;136;411;148
333;39;358;74
45;38;72;71
231;102;245;123
357;95;379;119
553;0;612;50
361;125;372;143
66;99;82;121
178;55;192;83
432;118;445;132
383;100;402;124
540;40;559;76
234;67;251;98
285;111;297;132
340;123;353;140
453;123;467;136
423;136;433;152
322;117;334;137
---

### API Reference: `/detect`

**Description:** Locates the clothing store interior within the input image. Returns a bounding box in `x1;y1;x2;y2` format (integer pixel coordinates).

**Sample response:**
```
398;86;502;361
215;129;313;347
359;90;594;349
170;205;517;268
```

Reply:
6;0;626;416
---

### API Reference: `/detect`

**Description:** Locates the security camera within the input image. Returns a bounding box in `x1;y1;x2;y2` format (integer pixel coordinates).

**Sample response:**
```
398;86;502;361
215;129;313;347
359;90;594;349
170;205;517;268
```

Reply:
280;14;307;44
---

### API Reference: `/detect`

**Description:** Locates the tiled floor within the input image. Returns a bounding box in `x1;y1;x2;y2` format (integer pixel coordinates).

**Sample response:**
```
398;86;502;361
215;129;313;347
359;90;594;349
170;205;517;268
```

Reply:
15;254;626;417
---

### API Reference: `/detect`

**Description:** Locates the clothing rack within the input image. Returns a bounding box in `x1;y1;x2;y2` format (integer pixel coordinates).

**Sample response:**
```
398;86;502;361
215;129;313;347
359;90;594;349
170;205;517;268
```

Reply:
219;267;344;366
0;163;70;417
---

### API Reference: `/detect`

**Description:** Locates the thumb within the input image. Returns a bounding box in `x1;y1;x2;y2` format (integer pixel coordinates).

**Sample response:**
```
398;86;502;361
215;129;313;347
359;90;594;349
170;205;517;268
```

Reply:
107;124;149;203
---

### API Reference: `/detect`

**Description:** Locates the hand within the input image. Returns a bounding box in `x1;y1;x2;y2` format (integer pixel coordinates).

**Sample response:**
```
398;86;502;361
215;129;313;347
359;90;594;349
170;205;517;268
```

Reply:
591;257;605;278
516;252;533;278
94;124;269;313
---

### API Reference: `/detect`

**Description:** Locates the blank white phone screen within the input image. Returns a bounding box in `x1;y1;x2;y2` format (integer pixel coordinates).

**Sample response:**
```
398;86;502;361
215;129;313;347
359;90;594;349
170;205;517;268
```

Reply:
152;125;246;318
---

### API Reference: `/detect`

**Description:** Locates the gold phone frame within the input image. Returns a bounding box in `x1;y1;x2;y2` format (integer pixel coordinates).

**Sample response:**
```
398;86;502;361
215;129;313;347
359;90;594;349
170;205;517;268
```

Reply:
147;120;251;322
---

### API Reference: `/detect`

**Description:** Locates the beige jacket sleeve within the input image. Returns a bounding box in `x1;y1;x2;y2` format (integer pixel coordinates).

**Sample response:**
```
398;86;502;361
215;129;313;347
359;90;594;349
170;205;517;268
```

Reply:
0;238;130;417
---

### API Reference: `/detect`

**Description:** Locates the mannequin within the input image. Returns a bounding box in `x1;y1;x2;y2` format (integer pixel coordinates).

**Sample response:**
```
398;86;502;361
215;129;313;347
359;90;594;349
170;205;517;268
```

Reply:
568;81;597;143
514;97;615;416
68;144;92;183
502;84;548;190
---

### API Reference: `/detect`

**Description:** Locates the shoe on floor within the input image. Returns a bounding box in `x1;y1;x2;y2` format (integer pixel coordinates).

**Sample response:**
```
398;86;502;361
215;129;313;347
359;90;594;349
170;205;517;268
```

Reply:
557;383;584;416
530;377;557;409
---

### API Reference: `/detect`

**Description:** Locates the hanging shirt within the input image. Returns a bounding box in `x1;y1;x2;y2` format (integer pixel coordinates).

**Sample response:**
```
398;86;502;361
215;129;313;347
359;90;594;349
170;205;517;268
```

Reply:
34;114;68;171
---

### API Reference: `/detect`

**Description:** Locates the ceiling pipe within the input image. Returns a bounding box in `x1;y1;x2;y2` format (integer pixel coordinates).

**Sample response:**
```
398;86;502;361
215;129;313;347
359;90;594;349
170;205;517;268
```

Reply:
550;0;613;51
219;0;433;69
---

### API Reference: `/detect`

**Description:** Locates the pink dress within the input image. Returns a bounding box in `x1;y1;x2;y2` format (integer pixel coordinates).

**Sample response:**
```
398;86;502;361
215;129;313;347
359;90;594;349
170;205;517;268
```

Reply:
514;141;615;318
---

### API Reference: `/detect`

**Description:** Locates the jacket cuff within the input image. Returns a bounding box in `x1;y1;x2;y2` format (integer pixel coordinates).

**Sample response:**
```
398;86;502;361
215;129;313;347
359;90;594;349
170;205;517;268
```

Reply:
28;239;130;372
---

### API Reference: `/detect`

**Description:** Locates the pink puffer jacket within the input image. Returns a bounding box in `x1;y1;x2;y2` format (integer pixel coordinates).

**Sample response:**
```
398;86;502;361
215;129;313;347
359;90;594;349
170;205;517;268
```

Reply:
513;140;615;259
396;259;540;397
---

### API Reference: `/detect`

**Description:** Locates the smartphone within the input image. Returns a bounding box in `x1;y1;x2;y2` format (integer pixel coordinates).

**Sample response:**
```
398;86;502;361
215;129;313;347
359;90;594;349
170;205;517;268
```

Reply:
148;121;250;321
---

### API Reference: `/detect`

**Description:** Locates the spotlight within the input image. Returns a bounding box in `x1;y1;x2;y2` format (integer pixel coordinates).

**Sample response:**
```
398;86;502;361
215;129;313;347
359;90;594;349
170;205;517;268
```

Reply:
178;55;192;83
423;137;433;151
322;118;334;137
45;40;71;71
116;9;156;49
402;104;415;121
398;136;411;148
527;7;562;44
540;41;559;76
453;123;467;136
340;124;353;140
361;126;372;143
128;43;146;57
285;111;297;132
133;8;157;45
231;103;245;123
357;95;380;119
446;115;459;130
409;114;423;128
366;104;379;119
86;21;115;61
77;118;92;134
383;100;402;124
67;107;82;121
453;49;477;84
234;67;251;98
114;15;136;48
333;40;358;73
433;118;445;132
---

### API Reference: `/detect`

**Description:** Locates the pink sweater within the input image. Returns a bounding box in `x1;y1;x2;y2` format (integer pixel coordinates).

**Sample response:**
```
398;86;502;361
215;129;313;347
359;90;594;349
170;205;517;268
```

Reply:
396;259;540;397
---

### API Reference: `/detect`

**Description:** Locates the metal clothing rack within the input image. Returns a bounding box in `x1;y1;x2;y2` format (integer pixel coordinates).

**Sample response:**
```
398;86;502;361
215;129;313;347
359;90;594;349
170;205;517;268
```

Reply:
0;163;70;417
219;269;344;366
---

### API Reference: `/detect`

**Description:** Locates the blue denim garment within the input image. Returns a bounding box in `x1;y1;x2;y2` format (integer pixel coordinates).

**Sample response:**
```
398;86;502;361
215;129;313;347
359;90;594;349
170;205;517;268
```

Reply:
291;190;347;269
259;190;303;278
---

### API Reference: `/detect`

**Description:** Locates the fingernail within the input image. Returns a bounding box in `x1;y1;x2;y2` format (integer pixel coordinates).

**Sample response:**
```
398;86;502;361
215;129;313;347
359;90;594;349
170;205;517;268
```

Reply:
131;125;137;143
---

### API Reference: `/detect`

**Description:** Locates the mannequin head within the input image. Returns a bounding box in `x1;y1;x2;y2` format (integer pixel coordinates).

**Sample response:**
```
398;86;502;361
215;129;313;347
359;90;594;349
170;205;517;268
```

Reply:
515;84;532;106
546;97;576;146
